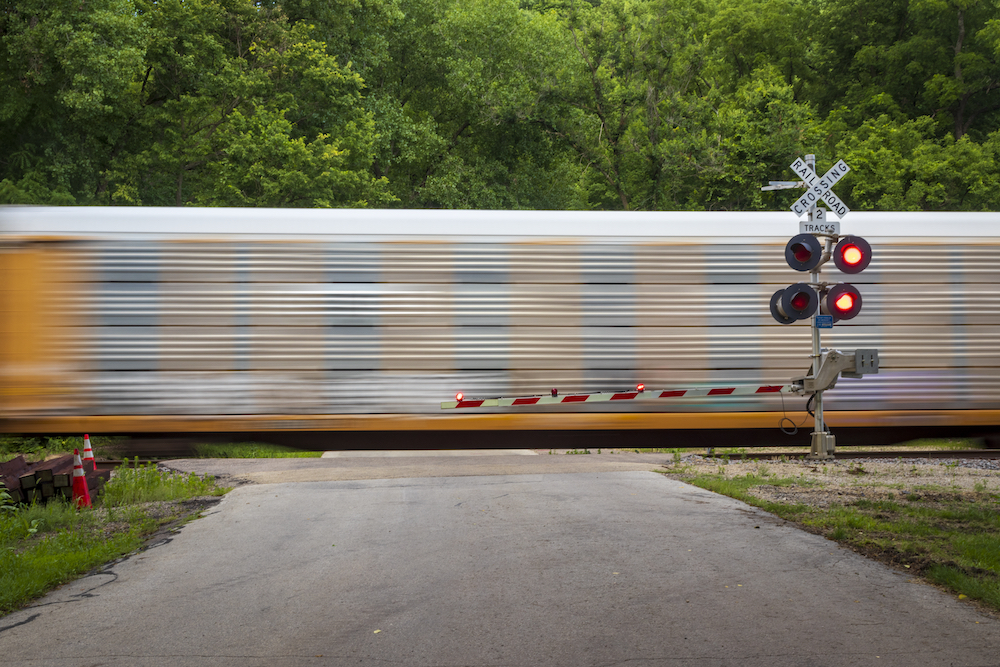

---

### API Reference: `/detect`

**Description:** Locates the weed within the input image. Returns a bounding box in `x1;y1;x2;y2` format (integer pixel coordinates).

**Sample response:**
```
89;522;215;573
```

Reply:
0;485;15;514
192;442;321;458
1;434;127;462
103;459;226;506
632;448;689;454
902;438;980;451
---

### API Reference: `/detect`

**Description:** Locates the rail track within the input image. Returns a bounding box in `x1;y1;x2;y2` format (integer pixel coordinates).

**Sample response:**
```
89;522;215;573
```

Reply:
701;449;1000;461
94;448;1000;469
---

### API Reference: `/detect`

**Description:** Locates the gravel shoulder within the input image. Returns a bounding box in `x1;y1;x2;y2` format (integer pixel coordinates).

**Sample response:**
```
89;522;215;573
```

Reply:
664;453;1000;505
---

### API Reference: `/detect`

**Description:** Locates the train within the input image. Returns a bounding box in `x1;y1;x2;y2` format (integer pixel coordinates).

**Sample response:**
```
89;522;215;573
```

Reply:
1;206;998;449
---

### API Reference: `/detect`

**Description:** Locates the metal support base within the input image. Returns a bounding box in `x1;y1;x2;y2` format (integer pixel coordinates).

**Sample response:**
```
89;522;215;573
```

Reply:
807;431;836;460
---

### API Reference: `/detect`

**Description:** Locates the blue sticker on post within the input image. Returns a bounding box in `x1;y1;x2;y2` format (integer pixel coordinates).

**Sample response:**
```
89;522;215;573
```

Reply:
815;315;834;328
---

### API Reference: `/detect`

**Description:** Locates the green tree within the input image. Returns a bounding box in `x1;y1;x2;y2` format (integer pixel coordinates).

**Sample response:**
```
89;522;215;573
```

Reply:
0;0;389;207
696;68;817;210
813;0;1000;141
0;0;148;203
109;0;389;207
349;0;575;209
836;114;1000;210
537;0;815;210
704;0;814;95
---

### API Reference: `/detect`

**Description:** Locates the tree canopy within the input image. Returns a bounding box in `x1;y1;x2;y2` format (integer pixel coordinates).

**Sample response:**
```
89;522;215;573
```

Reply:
2;0;998;210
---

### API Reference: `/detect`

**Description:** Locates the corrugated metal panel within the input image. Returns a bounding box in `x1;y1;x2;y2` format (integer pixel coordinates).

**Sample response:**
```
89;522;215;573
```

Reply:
33;236;1000;416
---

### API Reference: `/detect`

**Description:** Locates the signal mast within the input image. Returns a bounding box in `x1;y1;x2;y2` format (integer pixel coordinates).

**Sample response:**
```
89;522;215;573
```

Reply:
764;154;878;458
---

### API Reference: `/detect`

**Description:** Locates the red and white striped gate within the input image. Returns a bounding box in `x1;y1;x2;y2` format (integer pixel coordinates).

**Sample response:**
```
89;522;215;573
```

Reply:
441;383;797;409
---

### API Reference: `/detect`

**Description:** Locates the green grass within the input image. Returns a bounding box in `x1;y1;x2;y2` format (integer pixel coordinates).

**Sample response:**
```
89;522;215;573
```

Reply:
629;447;692;454
927;565;1000;609
192;442;322;458
2;435;320;463
1;434;129;463
680;473;815;518
0;461;228;615
0;506;154;614
894;437;982;450
102;459;229;506
672;470;1000;612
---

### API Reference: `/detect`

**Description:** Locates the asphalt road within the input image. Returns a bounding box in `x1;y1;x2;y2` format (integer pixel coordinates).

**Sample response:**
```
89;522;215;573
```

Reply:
1;453;998;666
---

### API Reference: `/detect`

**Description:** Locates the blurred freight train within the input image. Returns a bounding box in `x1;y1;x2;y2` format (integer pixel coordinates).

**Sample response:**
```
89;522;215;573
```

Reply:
1;207;998;448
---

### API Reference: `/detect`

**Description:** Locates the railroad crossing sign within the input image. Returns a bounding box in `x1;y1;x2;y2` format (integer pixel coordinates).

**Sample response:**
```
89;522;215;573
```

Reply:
789;158;851;219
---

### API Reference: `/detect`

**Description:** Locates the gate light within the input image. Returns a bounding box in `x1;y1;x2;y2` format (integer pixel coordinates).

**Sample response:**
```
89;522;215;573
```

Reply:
833;236;872;274
823;284;863;321
784;233;823;272
772;232;872;325
770;283;818;324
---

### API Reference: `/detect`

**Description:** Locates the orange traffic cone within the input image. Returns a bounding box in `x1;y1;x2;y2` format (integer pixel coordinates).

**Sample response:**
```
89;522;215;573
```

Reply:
82;434;96;471
72;449;92;508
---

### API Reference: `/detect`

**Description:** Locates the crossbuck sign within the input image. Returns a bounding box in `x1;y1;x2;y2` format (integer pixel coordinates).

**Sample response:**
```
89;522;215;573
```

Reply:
789;158;851;219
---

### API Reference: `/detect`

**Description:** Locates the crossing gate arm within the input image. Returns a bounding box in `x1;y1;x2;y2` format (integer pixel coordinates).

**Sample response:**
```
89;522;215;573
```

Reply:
441;384;797;409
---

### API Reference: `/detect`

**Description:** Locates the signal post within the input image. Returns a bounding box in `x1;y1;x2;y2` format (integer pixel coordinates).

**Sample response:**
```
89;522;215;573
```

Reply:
765;155;877;459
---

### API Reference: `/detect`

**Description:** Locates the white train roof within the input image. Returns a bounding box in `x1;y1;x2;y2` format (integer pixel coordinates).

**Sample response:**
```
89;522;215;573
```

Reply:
1;206;996;241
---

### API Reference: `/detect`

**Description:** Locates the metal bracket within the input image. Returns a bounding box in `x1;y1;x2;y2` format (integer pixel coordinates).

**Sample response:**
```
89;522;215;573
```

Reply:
791;348;879;394
842;348;879;378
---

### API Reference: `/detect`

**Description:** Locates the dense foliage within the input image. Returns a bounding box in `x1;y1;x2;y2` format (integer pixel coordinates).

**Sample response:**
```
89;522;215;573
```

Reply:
2;0;998;210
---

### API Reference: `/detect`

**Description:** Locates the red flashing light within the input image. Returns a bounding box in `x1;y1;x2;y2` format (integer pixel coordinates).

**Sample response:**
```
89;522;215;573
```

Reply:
833;292;855;312
551;388;558;397
840;244;862;266
455;392;464;402
637;383;645;392
823;283;863;321
833;236;872;274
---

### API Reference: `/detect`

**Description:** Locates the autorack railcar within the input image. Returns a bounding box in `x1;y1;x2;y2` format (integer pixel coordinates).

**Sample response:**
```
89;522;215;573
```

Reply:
1;207;998;447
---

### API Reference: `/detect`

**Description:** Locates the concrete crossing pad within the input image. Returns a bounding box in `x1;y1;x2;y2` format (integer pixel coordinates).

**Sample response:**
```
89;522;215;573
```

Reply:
320;448;538;457
0;471;997;666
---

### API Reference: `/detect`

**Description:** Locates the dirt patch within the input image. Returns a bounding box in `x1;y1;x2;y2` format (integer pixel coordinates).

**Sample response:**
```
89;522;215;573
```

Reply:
669;455;1000;501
